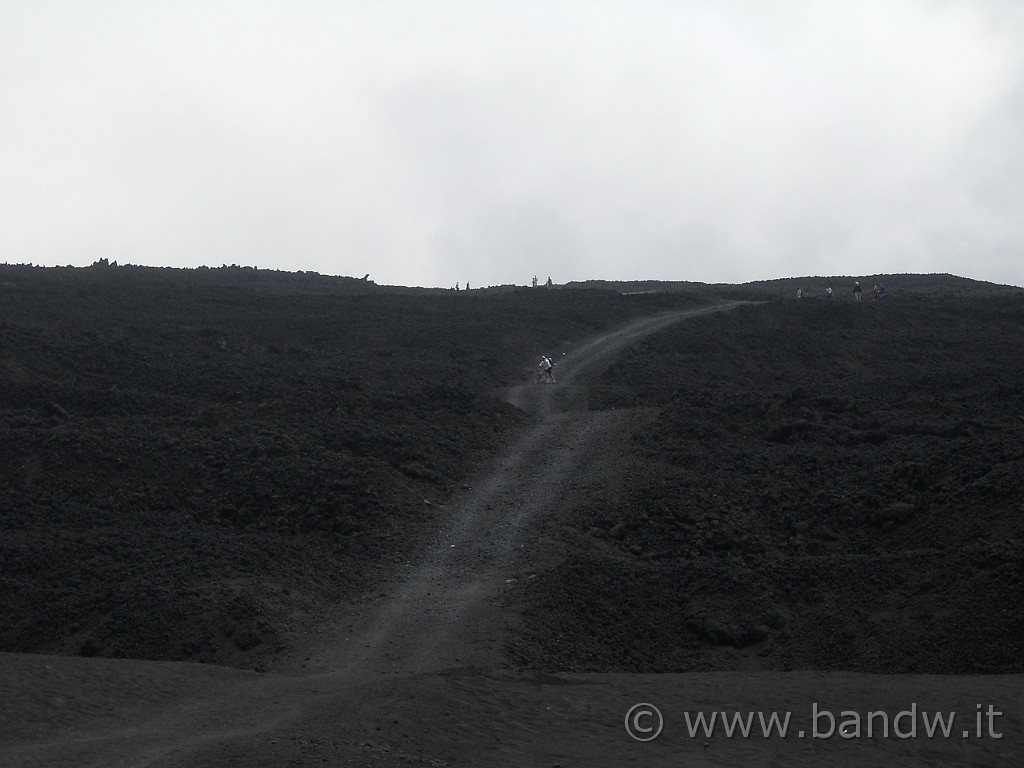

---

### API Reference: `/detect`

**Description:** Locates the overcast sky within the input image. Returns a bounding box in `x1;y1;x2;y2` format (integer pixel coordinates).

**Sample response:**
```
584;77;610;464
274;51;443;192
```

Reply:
2;1;1022;287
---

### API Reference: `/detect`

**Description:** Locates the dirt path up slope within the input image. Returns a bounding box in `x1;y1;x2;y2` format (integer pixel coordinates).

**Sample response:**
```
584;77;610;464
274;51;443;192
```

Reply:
285;302;745;679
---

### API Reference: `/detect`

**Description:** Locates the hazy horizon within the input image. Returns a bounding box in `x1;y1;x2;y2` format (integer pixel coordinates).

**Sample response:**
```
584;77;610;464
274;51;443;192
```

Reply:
2;1;1022;288
7;260;1017;292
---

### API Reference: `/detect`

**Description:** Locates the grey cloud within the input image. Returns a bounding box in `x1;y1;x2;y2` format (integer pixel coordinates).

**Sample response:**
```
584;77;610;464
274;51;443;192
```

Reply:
0;1;1021;286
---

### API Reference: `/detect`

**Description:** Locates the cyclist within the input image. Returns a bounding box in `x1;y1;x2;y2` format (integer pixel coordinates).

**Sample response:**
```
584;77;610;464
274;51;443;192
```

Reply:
538;355;556;383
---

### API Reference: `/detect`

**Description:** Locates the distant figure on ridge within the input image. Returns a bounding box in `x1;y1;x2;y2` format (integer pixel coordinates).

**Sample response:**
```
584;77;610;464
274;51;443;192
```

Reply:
826;286;834;300
796;287;803;299
853;281;862;302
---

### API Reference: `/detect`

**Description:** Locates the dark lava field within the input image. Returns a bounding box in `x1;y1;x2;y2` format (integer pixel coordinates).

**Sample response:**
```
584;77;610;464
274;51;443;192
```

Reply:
2;264;1022;677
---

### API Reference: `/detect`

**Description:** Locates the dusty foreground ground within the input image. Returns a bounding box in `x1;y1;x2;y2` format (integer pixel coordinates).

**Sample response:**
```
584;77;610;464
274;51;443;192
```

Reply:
4;653;1022;766
1;267;1022;766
